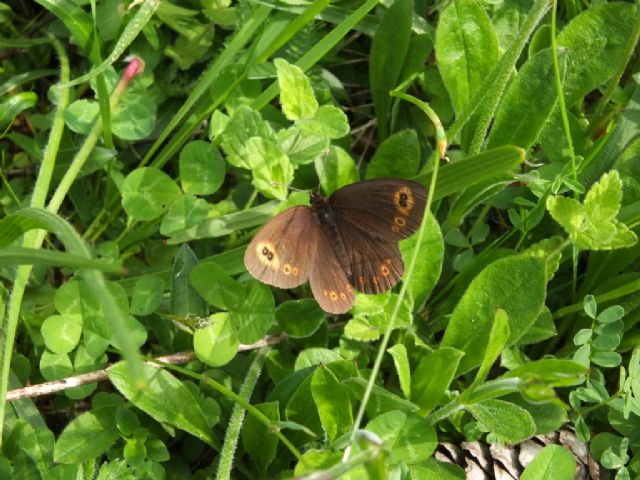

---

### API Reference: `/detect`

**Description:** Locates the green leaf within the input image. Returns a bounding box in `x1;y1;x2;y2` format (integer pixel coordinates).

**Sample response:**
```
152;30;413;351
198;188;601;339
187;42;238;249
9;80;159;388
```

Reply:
108;362;217;446
242;402;280;472
279;127;329;166
473;308;510;387
275;57;318;121
501;359;587;387
54;406;119;463
597;305;624;324
314;146;359;196
546;196;584;238
190;260;245;310
366;410;437;466
40;351;73;381
435;0;499;115
130;275;164;316
412;347;464;414
297;105;349;139
41;314;82;354
518;307;557;346
370;0;413;139
276;299;325;338
556;3;639;107
220;105;277;169
442;255;546;374
591;351;622;368
366;129;420;180
399;211;443;305
520;445;576;480
410;458;466;480
295;348;343;371
311;365;353;443
0;214;48;248
229;280;275;344
387;344;411;399
193;313;239;366
121;167;182;221
547;171;638;250
467;399;536;443
159;194;209;236
171;245;208;318
246;137;294;200
179;140;225;195
0;92;37;130
488;48;561;149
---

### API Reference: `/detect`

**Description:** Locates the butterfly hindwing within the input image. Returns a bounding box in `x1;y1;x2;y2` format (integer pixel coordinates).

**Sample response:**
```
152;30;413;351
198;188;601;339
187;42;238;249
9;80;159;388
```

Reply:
309;231;356;314
329;178;426;241
244;206;318;289
336;221;404;294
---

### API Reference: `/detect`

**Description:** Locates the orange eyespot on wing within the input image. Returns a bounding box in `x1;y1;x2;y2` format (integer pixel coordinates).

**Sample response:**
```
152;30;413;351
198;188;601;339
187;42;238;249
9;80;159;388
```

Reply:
244;206;318;289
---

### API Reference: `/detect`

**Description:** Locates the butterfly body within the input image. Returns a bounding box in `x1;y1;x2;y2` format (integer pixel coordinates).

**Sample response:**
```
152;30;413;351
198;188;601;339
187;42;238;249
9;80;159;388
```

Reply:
244;179;427;314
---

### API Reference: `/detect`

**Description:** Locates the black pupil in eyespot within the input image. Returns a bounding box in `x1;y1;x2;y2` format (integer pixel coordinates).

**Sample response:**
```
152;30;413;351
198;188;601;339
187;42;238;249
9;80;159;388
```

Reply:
262;247;269;255
399;193;408;207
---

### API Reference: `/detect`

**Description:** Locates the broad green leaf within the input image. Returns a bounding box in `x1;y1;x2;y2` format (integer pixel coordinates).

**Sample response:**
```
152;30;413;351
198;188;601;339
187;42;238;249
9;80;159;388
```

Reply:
399;211;443;305
246;137;293;200
54;406;119;463
442;255;546;374
435;0;499;115
521;445;576;480
524;236;564;281
467;399;536;443
193;313;239;366
190;260;245;310
410;458;466;480
518;307;557;346
315;146;359;196
311;365;353;443
298;105;349;139
64;99;98;134
279;127;329;166
294;450;342;476
130;275;164;316
473;308;510;387
597;305;625;324
171;244;208;318
344;316;382;342
242;402;280;472
547;171;638;249
366;129;420;180
387;344;411;399
111;91;156;141
557;3;639;107
366;410;437;466
179;140;225;195
40;351;73;381
546;196;584;238
41;314;82;354
502;359;587;387
159;194;209;236
370;0;413;139
229;280;275;344
275;58;318;121
488;48;561;149
121;167;182;221
5;420;54;472
295;348;343;371
411;347;464;414
108;362;217;446
220;104;277;169
276;299;324;338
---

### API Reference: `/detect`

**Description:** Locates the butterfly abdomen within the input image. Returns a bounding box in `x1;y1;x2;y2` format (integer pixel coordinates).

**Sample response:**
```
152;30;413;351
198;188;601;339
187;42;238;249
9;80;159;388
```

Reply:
310;193;352;278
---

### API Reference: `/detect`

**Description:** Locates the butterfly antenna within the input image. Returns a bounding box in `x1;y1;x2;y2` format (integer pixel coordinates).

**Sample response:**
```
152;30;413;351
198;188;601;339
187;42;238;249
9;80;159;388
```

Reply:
270;181;306;193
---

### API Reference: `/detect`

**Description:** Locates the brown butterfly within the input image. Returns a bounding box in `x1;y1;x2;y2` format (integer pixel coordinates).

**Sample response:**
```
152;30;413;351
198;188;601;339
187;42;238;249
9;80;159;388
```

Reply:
244;178;427;314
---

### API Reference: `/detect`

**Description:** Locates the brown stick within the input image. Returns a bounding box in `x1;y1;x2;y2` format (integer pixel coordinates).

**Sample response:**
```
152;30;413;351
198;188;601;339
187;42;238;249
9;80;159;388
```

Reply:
7;335;285;401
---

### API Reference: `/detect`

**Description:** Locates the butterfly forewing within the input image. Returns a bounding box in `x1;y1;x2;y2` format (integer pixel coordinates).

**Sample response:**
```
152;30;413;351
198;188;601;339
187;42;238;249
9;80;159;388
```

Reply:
244;206;318;289
309;232;355;314
329;178;427;242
